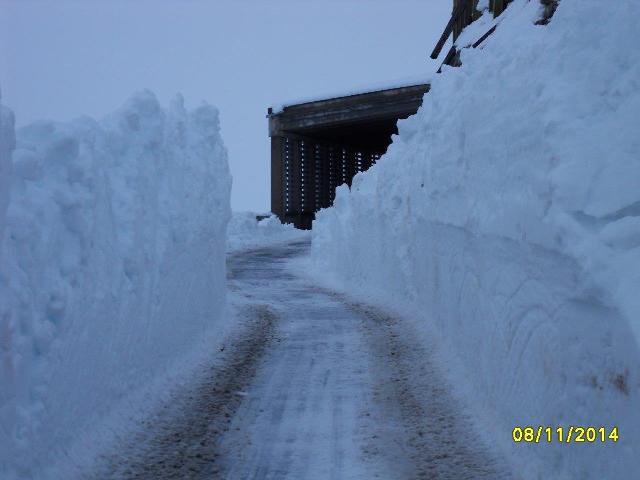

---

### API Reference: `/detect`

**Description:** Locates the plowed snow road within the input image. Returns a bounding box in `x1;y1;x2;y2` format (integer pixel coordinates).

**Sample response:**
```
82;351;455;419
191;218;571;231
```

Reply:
95;240;510;479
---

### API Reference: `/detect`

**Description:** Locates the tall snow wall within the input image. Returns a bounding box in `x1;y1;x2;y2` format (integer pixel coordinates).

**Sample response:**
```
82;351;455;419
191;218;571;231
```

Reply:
0;97;14;255
0;91;231;478
312;0;640;478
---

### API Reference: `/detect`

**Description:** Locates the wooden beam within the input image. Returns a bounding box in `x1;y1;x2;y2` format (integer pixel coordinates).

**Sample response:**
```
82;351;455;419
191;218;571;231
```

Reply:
269;84;429;137
472;25;497;48
430;7;460;59
431;0;483;59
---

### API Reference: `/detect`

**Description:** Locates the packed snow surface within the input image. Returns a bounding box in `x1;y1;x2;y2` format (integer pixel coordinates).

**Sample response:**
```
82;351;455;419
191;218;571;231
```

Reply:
227;211;309;252
312;0;640;478
0;91;232;478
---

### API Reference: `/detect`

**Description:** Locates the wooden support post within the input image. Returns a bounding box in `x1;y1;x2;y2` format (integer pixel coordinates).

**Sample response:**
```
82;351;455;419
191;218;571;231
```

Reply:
270;136;284;219
289;137;301;223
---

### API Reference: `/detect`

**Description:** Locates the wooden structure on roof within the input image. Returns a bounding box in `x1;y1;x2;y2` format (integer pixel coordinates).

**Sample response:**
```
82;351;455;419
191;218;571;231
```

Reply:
431;0;513;68
431;0;558;67
268;84;429;229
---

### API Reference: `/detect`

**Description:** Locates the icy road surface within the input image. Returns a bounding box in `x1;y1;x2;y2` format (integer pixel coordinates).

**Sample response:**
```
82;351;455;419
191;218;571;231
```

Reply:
96;240;510;479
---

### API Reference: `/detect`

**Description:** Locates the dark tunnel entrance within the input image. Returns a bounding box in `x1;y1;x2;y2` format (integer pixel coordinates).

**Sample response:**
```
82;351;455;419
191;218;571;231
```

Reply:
268;83;429;229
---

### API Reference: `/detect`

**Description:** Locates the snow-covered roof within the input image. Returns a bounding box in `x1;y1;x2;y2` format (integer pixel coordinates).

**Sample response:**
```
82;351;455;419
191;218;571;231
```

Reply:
270;74;432;113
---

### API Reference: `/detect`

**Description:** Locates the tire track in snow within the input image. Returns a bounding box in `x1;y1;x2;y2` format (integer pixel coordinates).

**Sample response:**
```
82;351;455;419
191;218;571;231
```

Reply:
92;240;511;479
217;241;511;479
91;303;279;479
346;299;511;479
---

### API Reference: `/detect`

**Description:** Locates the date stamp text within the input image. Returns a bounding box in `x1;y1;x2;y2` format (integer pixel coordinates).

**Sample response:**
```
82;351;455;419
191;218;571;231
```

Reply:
512;426;619;444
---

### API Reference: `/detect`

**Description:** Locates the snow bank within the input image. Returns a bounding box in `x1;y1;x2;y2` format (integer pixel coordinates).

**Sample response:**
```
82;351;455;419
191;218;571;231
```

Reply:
0;96;14;253
227;211;309;253
312;0;640;477
0;91;231;478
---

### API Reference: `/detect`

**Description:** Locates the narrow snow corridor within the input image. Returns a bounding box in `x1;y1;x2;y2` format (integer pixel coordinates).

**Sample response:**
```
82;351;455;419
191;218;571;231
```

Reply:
96;240;510;479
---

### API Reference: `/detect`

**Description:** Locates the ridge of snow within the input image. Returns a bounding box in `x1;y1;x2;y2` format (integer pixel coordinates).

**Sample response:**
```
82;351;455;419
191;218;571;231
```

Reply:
311;0;640;477
227;211;309;253
0;91;232;478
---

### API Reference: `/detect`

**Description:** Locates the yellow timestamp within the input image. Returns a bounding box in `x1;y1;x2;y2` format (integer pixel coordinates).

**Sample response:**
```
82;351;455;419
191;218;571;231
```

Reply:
512;426;619;444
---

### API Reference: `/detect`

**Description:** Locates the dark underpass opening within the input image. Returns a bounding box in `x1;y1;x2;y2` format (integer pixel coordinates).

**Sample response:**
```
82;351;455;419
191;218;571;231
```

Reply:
268;84;429;229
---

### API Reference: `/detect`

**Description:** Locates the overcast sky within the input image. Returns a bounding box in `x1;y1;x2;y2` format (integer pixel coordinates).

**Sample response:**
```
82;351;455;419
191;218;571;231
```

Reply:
0;0;451;211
